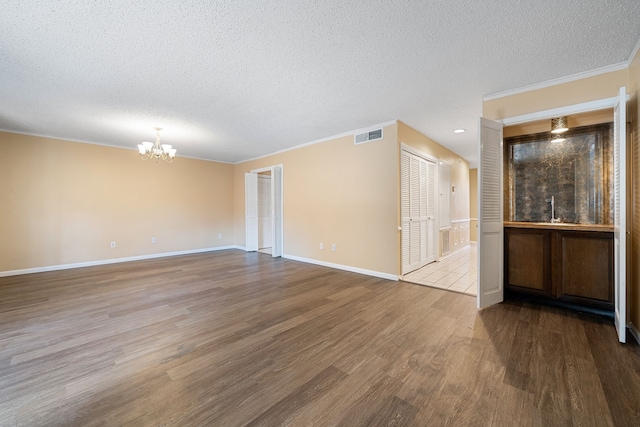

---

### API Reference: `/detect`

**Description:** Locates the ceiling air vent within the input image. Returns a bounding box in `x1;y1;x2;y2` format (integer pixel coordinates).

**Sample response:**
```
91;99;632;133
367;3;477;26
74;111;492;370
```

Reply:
354;128;383;145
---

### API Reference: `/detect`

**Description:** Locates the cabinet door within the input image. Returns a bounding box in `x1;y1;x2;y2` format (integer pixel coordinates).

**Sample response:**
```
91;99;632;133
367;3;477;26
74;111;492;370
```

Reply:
505;228;552;296
556;232;613;308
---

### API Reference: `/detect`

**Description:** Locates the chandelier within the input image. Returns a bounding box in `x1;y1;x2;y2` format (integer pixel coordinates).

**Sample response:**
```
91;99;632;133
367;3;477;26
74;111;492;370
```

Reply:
137;127;177;162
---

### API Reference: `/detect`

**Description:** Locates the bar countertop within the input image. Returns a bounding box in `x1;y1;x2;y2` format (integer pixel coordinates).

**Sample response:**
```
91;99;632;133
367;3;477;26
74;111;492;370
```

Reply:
504;221;614;232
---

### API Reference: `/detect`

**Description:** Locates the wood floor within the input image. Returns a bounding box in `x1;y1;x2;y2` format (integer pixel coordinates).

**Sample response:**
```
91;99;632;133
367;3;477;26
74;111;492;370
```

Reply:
1;250;639;426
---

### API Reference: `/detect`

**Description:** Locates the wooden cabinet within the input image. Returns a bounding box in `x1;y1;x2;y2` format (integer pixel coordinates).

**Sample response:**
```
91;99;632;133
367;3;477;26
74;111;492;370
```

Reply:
505;226;613;310
505;228;552;297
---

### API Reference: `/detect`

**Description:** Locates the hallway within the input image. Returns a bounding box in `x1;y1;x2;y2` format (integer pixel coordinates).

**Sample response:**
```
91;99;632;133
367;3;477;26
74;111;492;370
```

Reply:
402;243;477;296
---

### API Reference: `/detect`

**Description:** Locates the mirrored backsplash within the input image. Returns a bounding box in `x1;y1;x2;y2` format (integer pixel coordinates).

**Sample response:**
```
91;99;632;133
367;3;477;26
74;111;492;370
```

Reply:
505;123;613;224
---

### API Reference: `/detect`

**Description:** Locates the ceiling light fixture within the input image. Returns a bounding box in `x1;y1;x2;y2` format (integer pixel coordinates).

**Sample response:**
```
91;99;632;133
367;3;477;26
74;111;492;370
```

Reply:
550;116;568;134
137;127;177;162
453;129;466;134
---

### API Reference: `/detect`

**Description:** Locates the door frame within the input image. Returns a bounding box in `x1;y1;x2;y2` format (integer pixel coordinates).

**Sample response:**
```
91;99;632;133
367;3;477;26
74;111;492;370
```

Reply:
245;164;284;257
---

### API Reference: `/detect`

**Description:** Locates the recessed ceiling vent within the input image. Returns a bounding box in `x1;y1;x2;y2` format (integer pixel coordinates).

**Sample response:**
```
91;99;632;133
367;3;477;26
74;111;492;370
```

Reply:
354;128;383;145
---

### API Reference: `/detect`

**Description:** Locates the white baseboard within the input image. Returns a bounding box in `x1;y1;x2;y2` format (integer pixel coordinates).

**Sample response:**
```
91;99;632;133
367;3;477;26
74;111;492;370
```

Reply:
282;254;398;281
3;246;399;282
629;323;640;347
0;246;244;277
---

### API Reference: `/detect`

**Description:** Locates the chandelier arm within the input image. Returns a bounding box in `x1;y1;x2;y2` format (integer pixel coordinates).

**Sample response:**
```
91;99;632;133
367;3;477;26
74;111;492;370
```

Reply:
136;127;176;163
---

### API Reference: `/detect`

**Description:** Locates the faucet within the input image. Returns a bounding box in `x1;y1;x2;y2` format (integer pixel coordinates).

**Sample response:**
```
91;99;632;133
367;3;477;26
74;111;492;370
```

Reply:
545;196;561;223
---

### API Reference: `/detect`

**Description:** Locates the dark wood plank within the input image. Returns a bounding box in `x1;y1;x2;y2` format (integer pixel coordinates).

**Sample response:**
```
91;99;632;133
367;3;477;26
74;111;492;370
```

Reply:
246;365;347;426
0;249;639;426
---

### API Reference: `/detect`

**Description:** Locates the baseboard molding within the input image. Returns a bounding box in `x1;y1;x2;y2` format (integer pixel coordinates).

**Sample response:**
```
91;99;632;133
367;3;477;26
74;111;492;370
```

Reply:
282;254;399;281
0;246;244;277
629;323;640;347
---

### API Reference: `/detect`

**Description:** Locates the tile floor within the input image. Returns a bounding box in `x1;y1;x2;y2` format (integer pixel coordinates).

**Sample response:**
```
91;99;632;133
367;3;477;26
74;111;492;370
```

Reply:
402;242;477;296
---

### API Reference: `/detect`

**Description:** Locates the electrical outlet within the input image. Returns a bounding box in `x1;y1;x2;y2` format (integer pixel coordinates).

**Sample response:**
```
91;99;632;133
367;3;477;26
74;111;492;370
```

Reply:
110;241;116;248
320;242;323;250
218;233;222;239
151;237;157;244
331;243;336;252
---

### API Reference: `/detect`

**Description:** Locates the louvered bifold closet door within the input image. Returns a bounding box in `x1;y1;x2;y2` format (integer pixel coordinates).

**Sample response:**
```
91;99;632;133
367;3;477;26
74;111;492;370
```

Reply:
409;154;422;269
401;152;412;274
425;160;437;263
401;150;437;275
477;117;504;308
419;158;429;266
418;158;432;267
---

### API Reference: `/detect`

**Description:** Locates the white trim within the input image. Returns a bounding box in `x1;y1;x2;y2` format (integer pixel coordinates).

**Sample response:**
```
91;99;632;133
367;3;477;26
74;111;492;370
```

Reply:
629;323;640;347
0;246;242;278
283;254;399;281
499;96;629;126
451;219;471;224
0;129;235;164
250;163;283;174
483;62;628;101
3;118;395;166
237;120;398;164
627;36;640;68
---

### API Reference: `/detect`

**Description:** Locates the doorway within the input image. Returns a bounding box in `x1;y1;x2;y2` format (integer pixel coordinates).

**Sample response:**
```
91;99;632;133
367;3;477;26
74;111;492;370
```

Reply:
258;173;272;254
245;165;283;257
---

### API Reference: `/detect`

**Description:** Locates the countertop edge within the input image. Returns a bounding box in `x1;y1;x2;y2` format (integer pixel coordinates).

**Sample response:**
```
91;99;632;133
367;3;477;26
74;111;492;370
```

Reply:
504;222;614;232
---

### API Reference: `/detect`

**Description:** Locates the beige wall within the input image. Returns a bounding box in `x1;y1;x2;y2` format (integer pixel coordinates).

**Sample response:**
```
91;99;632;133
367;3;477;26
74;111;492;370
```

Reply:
2;120;464;280
629;47;640;336
469;168;478;241
0;132;235;273
233;123;400;277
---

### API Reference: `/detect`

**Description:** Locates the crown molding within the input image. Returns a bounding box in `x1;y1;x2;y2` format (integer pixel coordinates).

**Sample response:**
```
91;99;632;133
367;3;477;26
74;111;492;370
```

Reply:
236;120;398;164
483;62;628;102
627;35;640;67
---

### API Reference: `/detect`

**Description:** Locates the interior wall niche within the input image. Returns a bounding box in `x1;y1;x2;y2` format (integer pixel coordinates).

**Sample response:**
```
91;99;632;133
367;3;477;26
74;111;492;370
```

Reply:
504;123;613;224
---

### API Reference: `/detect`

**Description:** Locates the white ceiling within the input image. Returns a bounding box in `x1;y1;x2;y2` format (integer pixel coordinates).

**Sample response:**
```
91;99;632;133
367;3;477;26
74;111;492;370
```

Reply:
1;1;639;167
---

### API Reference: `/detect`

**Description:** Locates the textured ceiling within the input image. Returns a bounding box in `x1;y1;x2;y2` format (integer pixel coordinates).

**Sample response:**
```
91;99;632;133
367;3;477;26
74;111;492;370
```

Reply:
1;1;639;166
